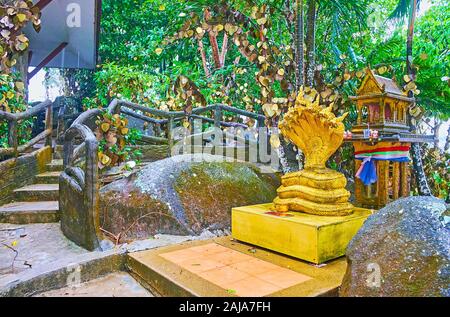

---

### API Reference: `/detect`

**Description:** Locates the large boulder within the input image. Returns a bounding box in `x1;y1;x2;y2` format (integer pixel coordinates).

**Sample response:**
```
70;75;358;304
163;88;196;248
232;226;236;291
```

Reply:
99;154;280;241
340;196;449;297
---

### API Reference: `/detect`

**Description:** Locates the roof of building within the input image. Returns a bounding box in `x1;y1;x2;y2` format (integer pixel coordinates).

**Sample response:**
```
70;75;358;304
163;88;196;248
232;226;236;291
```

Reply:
373;74;403;95
356;68;405;97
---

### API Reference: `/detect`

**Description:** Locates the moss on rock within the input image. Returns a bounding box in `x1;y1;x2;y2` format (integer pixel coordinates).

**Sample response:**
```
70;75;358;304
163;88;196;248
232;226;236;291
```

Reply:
99;154;279;242
340;196;450;297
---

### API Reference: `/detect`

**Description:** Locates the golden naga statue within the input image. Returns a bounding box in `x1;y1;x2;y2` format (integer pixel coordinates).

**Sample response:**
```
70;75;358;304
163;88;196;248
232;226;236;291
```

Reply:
273;89;354;216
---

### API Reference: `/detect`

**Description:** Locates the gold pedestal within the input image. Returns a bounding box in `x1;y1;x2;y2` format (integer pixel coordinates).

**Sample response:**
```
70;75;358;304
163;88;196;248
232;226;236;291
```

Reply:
274;168;354;216
232;203;372;264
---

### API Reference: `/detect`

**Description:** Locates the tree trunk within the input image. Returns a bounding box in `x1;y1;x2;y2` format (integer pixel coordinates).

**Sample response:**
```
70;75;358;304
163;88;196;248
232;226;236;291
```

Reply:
14;49;29;101
406;0;432;196
295;0;304;89
198;39;210;77
305;0;316;87
444;124;450;152
406;0;417;76
220;33;229;67
279;137;300;173
433;119;442;150
204;9;222;69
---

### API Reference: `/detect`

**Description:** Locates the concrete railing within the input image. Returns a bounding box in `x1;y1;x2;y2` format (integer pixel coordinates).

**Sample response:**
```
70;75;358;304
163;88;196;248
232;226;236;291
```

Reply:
60;99;268;250
0;100;53;160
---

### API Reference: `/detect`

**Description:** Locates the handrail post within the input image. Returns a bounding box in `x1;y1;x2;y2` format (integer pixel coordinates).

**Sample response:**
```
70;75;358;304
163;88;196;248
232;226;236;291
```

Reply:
63;137;74;168
45;102;53;147
56;100;66;144
85;138;100;250
257;116;268;162
166;117;174;156
8;120;18;157
214;105;223;128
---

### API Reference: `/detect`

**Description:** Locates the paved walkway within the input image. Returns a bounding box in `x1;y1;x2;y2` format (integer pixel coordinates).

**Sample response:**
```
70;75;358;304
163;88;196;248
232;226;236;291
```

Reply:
0;223;88;280
35;272;152;297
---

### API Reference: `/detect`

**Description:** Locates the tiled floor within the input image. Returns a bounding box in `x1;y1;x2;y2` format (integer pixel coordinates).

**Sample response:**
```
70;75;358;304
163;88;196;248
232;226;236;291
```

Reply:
159;243;312;297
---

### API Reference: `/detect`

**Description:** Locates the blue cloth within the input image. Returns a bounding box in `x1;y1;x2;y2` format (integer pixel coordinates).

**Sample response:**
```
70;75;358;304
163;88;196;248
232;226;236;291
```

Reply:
356;157;410;186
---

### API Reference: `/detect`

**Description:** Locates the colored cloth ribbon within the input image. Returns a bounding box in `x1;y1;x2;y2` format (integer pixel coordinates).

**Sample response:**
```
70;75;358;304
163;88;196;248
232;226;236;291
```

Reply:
355;146;410;186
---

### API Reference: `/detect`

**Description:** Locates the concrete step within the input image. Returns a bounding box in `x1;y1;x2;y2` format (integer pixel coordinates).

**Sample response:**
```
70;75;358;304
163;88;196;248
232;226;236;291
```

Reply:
35;171;61;184
53;151;64;160
54;144;64;152
53;145;64;160
46;159;63;172
13;184;59;202
34;272;153;297
126;237;345;297
0;201;59;224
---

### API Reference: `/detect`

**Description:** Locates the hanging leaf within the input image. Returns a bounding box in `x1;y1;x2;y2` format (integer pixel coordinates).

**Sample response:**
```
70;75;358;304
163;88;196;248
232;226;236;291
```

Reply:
257;17;267;25
377;66;388;75
270;134;281;148
101;123;110;132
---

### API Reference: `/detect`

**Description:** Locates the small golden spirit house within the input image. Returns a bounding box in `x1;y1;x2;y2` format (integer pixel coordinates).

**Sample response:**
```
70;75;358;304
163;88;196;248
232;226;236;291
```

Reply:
348;69;433;209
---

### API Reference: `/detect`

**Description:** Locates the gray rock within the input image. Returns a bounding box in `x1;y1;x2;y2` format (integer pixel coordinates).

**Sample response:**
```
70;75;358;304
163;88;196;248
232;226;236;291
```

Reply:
99;154;279;242
340;196;450;297
100;239;115;251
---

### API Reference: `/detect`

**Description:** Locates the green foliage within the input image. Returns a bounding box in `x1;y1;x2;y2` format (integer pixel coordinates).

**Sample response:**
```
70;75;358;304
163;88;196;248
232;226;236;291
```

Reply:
0;72;31;148
83;63;161;109
0;0;41;73
95;111;142;169
422;147;450;201
364;0;450;118
413;2;450;119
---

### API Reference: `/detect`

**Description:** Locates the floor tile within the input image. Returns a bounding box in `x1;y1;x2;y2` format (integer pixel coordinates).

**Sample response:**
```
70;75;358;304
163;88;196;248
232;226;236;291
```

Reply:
256;268;312;288
199;266;250;288
189;243;229;254
227;276;281;297
229;258;275;275
208;250;250;265
159;248;200;262
177;257;226;273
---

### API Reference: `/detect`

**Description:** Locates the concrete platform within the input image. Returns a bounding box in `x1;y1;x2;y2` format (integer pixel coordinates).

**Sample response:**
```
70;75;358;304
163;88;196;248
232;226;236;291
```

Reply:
232;203;373;264
0;223;87;280
127;236;347;297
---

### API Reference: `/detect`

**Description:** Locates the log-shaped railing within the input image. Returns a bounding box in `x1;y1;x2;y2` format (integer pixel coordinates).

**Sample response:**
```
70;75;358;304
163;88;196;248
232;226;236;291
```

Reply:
0;100;53;160
60;108;102;251
56;97;84;144
60;99;267;250
107;99;266;151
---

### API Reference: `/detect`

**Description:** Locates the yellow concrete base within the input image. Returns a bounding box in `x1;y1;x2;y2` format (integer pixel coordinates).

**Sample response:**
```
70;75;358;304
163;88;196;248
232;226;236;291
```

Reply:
232;203;373;264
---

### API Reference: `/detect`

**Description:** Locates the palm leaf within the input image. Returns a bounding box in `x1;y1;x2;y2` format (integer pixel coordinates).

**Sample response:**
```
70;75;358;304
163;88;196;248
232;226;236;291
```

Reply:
388;0;421;21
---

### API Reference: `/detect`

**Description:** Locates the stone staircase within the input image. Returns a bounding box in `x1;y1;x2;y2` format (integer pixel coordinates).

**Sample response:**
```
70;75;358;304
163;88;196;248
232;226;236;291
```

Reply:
0;155;63;224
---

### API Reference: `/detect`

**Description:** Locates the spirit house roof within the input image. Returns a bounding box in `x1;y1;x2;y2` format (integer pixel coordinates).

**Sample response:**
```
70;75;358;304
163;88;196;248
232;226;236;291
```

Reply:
352;68;414;103
347;68;435;144
24;0;101;76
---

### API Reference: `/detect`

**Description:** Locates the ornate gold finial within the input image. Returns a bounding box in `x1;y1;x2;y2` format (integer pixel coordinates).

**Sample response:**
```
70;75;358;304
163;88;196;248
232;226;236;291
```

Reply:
273;88;353;216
